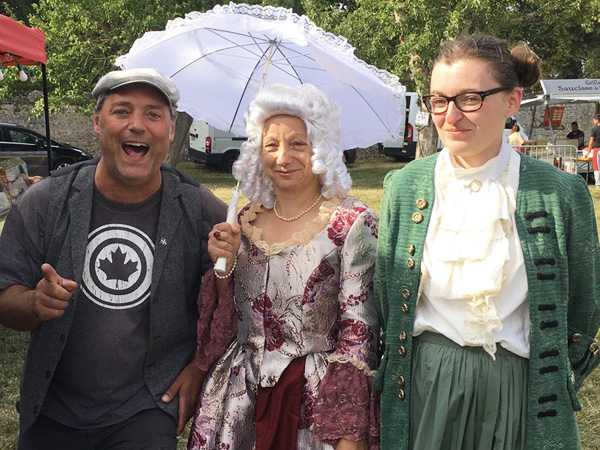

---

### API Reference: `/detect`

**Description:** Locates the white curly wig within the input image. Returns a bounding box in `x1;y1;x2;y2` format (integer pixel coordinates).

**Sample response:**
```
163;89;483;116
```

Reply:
232;83;352;208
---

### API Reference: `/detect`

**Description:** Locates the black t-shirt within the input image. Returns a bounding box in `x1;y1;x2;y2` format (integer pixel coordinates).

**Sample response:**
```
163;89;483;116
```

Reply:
42;186;161;428
566;129;585;149
591;125;600;148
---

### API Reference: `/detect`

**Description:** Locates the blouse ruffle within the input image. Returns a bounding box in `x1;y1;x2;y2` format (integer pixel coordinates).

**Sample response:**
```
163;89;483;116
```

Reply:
424;149;516;359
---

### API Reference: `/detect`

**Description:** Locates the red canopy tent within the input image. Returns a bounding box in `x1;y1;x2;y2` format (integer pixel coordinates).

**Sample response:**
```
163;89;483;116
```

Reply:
0;14;52;171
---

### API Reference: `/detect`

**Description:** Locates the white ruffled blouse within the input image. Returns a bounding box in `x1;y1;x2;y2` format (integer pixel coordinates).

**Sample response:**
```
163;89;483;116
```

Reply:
414;142;530;358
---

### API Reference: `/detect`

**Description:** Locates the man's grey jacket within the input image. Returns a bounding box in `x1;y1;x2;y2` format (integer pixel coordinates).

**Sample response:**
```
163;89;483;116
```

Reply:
5;159;226;436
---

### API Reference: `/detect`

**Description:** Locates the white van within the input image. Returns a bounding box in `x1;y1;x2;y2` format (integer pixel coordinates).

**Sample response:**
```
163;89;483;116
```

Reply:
188;120;246;172
378;92;417;161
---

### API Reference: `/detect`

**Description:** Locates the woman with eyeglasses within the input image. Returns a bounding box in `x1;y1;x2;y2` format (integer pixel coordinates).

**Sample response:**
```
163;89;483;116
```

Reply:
375;34;600;450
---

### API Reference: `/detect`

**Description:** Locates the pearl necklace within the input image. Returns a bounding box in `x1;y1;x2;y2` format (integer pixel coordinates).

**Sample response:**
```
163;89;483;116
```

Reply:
273;194;323;222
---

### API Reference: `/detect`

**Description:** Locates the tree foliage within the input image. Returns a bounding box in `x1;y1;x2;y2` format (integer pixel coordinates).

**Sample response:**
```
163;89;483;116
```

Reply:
1;0;308;113
0;1;308;164
0;0;35;23
2;0;600;160
309;0;600;155
26;0;219;111
4;0;600;110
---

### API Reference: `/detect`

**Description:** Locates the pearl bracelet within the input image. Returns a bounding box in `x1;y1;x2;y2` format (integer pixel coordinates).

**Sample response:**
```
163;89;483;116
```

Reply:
214;254;237;279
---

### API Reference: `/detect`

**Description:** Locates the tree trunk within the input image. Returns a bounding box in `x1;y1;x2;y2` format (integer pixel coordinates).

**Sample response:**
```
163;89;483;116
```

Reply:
165;112;193;168
415;123;439;159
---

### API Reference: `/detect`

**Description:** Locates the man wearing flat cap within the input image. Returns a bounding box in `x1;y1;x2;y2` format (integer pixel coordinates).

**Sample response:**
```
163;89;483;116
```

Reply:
0;68;227;449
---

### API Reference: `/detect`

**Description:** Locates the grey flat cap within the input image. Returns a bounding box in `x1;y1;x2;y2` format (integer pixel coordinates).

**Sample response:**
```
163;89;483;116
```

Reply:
92;68;180;112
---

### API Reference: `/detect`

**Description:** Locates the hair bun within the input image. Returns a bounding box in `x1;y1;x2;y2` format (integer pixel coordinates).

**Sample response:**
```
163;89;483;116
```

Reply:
511;44;541;89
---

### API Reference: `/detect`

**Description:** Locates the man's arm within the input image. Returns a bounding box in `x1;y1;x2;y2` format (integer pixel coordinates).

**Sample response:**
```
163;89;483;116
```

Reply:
0;263;77;331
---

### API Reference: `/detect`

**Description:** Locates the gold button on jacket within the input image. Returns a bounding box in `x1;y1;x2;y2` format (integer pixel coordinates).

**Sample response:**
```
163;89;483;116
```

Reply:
416;198;428;210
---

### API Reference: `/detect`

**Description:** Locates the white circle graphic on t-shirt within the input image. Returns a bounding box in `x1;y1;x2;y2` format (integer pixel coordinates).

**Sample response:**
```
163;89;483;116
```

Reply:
81;224;154;310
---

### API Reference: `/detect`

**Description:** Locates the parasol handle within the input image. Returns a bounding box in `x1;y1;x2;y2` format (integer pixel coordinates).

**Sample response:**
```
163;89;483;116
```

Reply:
214;184;241;274
260;41;277;90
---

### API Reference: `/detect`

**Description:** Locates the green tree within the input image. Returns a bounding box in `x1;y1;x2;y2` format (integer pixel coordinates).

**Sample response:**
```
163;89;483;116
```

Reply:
4;0;308;165
27;0;219;110
11;1;234;164
307;0;600;156
504;1;600;80
4;0;600;162
0;0;35;23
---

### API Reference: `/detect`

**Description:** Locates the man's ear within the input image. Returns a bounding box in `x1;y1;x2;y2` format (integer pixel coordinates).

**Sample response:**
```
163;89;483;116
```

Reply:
93;109;101;135
169;122;175;142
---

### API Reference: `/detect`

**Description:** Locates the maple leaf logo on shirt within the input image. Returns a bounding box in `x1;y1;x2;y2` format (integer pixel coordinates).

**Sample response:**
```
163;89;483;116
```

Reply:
82;224;153;310
98;246;138;282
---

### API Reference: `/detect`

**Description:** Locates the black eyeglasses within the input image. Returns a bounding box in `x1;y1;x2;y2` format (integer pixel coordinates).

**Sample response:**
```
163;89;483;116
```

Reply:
423;86;511;114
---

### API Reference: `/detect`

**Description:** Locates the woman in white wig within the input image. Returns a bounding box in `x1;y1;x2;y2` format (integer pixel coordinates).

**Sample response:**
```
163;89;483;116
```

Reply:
188;83;380;450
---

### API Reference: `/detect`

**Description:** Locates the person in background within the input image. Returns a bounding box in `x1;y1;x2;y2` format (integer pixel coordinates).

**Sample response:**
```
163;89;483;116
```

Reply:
584;114;600;186
375;34;600;450
566;121;585;149
506;123;525;149
0;68;226;449
188;83;380;450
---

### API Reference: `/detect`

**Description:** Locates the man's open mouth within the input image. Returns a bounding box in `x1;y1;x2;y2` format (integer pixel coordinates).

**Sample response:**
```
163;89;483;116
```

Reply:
123;142;149;158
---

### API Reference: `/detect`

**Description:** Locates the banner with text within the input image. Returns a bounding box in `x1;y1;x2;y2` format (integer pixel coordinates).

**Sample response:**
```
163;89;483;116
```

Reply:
541;79;600;95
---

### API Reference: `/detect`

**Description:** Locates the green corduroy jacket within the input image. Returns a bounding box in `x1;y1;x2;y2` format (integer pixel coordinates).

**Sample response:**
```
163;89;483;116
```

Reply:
374;151;600;450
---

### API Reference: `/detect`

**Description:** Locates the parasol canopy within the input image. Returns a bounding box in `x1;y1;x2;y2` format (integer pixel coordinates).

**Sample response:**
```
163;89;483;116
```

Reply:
116;2;405;150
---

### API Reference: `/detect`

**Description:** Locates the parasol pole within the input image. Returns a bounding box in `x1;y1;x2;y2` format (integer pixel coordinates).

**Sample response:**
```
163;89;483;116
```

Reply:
260;40;276;90
215;40;277;274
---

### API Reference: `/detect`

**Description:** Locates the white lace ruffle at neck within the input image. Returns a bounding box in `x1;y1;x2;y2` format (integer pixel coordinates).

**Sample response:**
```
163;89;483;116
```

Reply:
241;196;342;256
425;146;517;359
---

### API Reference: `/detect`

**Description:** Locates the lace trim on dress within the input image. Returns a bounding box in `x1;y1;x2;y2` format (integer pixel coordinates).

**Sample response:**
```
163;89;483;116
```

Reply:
241;196;343;256
326;354;376;377
195;268;237;372
312;361;380;450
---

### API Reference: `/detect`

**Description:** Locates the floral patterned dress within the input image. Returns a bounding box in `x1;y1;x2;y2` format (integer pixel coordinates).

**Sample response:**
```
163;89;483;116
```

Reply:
188;195;380;450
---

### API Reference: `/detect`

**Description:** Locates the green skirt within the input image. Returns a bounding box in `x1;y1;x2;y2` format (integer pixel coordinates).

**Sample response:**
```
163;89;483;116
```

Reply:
410;332;528;450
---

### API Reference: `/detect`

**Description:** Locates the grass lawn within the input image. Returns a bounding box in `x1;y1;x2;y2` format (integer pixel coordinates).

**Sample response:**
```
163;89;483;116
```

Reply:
0;155;599;449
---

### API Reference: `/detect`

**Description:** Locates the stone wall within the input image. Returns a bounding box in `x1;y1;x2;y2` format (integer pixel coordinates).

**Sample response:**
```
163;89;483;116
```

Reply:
515;102;598;143
0;102;101;156
1;99;598;160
